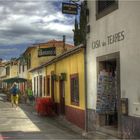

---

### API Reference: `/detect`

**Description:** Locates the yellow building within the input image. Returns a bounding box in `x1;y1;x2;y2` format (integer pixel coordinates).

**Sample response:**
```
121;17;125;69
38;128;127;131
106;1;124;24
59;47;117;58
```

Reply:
30;45;85;129
9;59;18;78
1;59;19;90
17;39;73;93
19;40;73;80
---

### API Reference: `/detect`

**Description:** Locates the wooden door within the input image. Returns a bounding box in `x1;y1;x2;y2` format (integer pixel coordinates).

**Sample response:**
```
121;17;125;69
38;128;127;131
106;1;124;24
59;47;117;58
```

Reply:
51;77;55;101
59;80;65;115
39;75;42;97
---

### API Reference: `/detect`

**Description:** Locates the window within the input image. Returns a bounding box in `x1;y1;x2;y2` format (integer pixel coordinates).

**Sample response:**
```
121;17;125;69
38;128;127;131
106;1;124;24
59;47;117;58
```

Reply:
70;74;79;106
22;65;24;72
19;64;21;74
27;53;31;69
6;66;10;76
96;0;118;19
47;76;50;96
39;75;42;97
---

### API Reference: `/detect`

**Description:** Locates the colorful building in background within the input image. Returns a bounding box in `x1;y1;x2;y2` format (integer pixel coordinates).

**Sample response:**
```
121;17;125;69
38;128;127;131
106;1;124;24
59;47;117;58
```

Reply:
0;39;74;93
1;59;19;90
0;60;7;89
30;45;86;129
18;39;74;92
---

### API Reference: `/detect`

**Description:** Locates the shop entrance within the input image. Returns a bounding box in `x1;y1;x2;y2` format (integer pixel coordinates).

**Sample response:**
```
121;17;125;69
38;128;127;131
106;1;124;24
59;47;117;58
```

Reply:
96;52;120;135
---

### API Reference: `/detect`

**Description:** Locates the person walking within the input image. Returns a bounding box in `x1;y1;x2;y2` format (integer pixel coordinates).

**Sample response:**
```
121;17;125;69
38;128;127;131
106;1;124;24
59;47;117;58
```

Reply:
26;86;34;105
10;82;20;110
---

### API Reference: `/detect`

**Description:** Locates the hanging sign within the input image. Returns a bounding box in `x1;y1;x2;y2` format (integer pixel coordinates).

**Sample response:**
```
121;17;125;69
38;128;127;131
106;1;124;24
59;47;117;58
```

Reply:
38;47;56;57
62;2;78;15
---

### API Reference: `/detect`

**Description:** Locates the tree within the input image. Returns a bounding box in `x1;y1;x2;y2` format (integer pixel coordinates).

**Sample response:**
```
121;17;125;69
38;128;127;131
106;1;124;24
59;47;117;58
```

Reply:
79;1;87;45
73;18;81;46
73;1;87;46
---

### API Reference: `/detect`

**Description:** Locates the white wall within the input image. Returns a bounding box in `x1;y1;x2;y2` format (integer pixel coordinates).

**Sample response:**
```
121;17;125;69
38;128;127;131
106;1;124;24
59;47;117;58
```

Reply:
0;66;6;77
87;1;140;116
18;65;28;79
32;68;46;97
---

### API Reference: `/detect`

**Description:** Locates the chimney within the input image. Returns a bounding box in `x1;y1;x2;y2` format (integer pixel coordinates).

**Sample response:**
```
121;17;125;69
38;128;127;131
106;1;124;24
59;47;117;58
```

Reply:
63;35;67;52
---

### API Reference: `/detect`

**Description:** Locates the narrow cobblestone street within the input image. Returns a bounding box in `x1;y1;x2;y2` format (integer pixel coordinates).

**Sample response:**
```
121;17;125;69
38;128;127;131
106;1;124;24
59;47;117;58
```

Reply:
0;93;119;140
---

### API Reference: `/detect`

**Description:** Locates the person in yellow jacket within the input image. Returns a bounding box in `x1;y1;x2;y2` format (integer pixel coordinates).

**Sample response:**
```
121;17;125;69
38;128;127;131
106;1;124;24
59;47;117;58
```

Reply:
10;82;20;110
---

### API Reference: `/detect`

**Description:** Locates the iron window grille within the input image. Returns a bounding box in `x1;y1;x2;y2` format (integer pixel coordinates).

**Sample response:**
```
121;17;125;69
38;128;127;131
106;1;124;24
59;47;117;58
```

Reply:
70;74;79;106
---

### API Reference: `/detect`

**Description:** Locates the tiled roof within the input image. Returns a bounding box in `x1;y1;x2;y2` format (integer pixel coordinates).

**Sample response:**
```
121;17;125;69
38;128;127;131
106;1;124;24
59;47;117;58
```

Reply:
34;39;74;48
47;39;62;43
22;40;74;56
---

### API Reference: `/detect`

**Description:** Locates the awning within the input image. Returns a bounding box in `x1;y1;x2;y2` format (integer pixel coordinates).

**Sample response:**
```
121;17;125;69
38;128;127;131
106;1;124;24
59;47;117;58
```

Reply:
3;77;27;83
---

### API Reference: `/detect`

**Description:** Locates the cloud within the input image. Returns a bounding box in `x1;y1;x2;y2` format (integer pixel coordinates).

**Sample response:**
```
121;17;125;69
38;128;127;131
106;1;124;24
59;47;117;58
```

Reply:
0;0;78;59
0;48;18;55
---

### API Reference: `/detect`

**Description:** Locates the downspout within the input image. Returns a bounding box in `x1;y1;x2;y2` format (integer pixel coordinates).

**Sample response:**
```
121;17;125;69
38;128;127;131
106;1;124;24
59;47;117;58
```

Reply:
84;0;88;133
84;45;88;133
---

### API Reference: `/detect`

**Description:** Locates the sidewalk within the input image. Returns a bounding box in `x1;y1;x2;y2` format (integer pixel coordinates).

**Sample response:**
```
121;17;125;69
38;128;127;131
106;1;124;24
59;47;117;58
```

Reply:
0;93;121;139
0;97;84;140
20;102;120;140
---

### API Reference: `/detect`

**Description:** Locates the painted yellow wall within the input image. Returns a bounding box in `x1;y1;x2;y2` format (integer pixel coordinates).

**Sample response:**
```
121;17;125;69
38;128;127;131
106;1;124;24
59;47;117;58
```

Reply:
46;49;85;110
26;42;73;81
30;47;53;67
31;48;39;68
30;45;71;68
10;64;18;78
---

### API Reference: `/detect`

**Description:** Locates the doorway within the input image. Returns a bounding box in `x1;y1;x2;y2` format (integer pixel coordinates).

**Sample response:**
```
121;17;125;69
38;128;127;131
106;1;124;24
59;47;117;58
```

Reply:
96;52;120;135
59;80;65;115
51;77;55;102
39;75;42;97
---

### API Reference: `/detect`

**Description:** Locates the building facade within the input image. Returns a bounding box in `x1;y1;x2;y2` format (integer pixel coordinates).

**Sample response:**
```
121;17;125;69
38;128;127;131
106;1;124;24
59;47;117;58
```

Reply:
1;59;19;90
30;46;86;129
18;40;74;92
31;67;46;97
0;61;7;89
86;0;140;138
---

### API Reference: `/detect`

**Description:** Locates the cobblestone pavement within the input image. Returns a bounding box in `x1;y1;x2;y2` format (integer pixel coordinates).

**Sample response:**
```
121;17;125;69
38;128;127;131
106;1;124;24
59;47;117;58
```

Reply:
0;93;120;140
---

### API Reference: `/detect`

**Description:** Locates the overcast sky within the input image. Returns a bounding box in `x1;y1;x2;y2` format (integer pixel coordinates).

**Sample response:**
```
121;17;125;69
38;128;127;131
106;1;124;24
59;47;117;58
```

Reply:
0;0;79;60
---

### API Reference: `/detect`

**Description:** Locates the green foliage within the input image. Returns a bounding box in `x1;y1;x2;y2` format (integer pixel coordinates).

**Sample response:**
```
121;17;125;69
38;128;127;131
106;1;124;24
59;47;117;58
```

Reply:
73;1;87;46
73;18;81;46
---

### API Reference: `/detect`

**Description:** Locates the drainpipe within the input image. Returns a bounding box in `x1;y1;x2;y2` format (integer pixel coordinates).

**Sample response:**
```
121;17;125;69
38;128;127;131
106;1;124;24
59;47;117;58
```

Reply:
84;44;88;133
83;0;88;134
